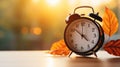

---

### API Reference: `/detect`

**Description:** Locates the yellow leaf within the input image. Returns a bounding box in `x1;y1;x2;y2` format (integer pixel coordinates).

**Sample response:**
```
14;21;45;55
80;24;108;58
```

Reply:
102;7;119;36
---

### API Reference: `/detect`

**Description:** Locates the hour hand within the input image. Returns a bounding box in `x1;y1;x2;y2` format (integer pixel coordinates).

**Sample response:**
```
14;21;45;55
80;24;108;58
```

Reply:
75;29;89;41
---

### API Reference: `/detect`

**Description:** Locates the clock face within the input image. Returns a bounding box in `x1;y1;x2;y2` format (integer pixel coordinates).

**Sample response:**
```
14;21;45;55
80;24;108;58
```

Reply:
64;18;100;53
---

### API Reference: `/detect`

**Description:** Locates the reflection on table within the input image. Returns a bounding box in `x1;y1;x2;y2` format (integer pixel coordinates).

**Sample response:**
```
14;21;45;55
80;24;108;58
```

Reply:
0;51;119;67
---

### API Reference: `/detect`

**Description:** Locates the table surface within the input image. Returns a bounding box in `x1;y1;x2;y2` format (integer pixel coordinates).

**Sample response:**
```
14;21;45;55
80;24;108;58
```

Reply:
0;50;119;67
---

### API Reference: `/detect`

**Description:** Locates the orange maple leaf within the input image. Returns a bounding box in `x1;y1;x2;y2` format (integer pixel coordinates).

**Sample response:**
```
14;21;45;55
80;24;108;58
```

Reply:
50;39;70;56
102;7;119;36
104;39;120;56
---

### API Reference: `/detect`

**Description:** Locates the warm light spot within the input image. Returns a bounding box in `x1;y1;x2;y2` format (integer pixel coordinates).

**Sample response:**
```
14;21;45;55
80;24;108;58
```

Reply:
21;27;28;34
80;0;112;7
46;58;54;67
80;0;91;6
68;0;76;5
91;0;102;6
46;0;60;6
31;27;42;35
32;0;40;4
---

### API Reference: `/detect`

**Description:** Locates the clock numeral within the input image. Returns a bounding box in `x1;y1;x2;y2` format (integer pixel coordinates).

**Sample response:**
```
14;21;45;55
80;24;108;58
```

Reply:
88;44;90;48
70;34;72;37
74;44;77;49
92;40;94;44
76;24;79;28
71;39;73;43
81;22;85;26
94;33;96;38
81;46;84;51
88;24;90;27
71;29;75;32
92;28;95;32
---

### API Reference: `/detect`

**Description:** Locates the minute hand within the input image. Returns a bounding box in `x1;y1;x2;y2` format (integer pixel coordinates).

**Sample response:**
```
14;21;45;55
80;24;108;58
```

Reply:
75;29;89;41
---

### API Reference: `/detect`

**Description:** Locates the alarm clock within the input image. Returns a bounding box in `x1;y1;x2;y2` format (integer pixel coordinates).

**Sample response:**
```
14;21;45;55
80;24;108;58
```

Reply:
64;6;104;57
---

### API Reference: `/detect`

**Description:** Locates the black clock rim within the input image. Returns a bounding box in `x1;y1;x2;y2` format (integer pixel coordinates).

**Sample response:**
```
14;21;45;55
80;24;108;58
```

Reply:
64;17;104;56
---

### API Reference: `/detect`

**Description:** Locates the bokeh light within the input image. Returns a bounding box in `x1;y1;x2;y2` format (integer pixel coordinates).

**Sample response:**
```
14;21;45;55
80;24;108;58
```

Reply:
21;27;28;34
32;0;40;4
0;0;119;50
46;0;60;6
31;27;42;35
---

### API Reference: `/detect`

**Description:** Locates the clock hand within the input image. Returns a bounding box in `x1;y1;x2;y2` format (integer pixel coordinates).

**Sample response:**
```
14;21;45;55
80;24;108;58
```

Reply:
82;34;89;41
75;29;83;38
75;29;89;41
81;23;83;39
81;22;89;41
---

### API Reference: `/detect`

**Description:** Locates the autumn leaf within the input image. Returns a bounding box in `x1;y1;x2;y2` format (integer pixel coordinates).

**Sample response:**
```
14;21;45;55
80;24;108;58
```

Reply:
104;39;120;56
102;7;119;36
50;39;71;56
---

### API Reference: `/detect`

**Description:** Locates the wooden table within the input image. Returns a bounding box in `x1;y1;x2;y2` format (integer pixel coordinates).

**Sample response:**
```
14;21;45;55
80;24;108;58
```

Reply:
0;51;119;67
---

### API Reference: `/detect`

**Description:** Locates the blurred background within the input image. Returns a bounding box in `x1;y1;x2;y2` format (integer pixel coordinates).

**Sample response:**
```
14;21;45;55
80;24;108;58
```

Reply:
0;0;119;50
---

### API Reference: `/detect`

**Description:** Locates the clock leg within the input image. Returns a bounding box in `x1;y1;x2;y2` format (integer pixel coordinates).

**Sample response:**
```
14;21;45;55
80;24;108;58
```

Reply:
68;51;73;57
93;51;98;58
